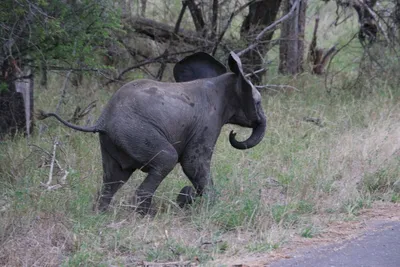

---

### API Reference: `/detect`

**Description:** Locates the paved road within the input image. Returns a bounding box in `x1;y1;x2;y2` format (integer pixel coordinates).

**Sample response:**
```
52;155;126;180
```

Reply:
269;221;400;267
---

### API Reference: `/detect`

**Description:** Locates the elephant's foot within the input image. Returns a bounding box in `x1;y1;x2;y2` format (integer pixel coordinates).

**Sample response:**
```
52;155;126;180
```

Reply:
94;192;113;213
177;186;196;208
133;193;156;216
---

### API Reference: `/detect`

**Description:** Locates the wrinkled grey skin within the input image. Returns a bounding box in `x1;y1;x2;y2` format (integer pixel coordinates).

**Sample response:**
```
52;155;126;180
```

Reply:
41;52;267;215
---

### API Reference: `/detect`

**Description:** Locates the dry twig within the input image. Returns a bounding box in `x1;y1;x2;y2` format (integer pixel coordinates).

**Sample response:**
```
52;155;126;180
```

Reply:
69;100;97;124
211;0;258;55
40;137;59;189
40;137;69;190
55;39;77;113
237;0;300;57
256;84;300;92
357;0;390;44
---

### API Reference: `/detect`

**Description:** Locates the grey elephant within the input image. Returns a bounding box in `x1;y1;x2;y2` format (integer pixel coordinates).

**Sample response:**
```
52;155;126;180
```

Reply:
39;51;267;214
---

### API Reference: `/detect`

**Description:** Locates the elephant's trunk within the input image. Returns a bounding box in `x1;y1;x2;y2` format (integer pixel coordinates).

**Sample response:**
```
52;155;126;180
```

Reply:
229;114;266;150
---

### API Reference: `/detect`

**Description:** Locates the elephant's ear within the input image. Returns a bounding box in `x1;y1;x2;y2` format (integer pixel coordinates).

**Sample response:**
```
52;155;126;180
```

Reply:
174;52;227;82
228;51;258;120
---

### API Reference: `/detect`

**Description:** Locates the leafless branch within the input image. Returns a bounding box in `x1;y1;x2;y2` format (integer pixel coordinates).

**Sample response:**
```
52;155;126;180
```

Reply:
157;3;188;80
38;136;69;190
210;0;219;40
55;39;77;113
357;0;389;43
256;84;300;92
237;0;300;57
245;64;272;78
69;100;97;124
123;16;211;46
174;2;187;33
42;137;58;187
140;0;147;16
185;0;205;33
325;32;359;94
55;71;72;113
212;0;258;55
303;117;324;127
108;47;210;84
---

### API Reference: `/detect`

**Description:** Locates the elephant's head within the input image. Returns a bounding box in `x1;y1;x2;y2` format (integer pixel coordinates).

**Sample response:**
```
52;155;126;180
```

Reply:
174;51;266;150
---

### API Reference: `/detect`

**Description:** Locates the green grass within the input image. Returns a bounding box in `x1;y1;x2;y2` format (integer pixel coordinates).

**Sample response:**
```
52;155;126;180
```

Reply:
1;69;398;265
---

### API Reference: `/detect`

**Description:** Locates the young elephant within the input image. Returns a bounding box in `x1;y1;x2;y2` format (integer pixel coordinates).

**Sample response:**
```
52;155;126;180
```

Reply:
40;51;267;214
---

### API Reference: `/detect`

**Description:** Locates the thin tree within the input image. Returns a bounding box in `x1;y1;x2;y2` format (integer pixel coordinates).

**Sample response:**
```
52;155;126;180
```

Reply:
279;0;307;75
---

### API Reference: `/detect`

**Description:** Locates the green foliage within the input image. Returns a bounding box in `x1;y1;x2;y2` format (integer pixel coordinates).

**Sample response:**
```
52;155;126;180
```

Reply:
0;0;122;71
391;193;400;203
0;82;8;92
342;198;371;217
301;225;317;238
271;201;315;227
246;241;279;253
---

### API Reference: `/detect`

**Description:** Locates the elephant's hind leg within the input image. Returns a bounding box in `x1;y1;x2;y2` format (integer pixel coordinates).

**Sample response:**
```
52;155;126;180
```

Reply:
132;144;178;215
97;137;134;212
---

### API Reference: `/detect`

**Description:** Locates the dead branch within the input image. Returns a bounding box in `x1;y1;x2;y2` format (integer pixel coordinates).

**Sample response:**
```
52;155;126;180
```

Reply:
41;137;58;188
245;67;267;77
256;84;300;92
237;0;300;57
356;0;389;43
55;71;71;113
40;137;69;190
157;3;188;80
210;0;219;40
59;169;69;185
69;100;97;124
108;47;210;84
140;0;147;16
174;2;188;33
123;16;212;46
325;32;359;94
308;17;337;75
303;116;324;127
212;0;258;55
185;0;205;34
55;39;77;114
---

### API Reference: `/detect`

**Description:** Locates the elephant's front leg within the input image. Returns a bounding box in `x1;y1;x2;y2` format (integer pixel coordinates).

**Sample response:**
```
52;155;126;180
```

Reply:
178;148;215;207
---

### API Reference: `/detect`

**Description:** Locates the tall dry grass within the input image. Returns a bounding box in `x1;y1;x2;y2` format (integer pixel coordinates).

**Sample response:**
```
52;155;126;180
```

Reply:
0;70;399;265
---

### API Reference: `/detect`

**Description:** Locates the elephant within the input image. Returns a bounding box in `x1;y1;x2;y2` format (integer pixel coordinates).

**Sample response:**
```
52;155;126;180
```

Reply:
39;51;267;215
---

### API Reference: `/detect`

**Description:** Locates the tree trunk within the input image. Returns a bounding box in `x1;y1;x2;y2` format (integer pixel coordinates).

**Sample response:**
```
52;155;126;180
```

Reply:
0;61;34;139
279;0;307;75
185;0;206;35
352;0;378;44
40;60;47;88
140;0;147;16
240;0;282;84
394;0;400;40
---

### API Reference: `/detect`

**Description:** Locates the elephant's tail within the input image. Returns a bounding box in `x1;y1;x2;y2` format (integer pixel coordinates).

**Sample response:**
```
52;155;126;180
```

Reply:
37;110;100;133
